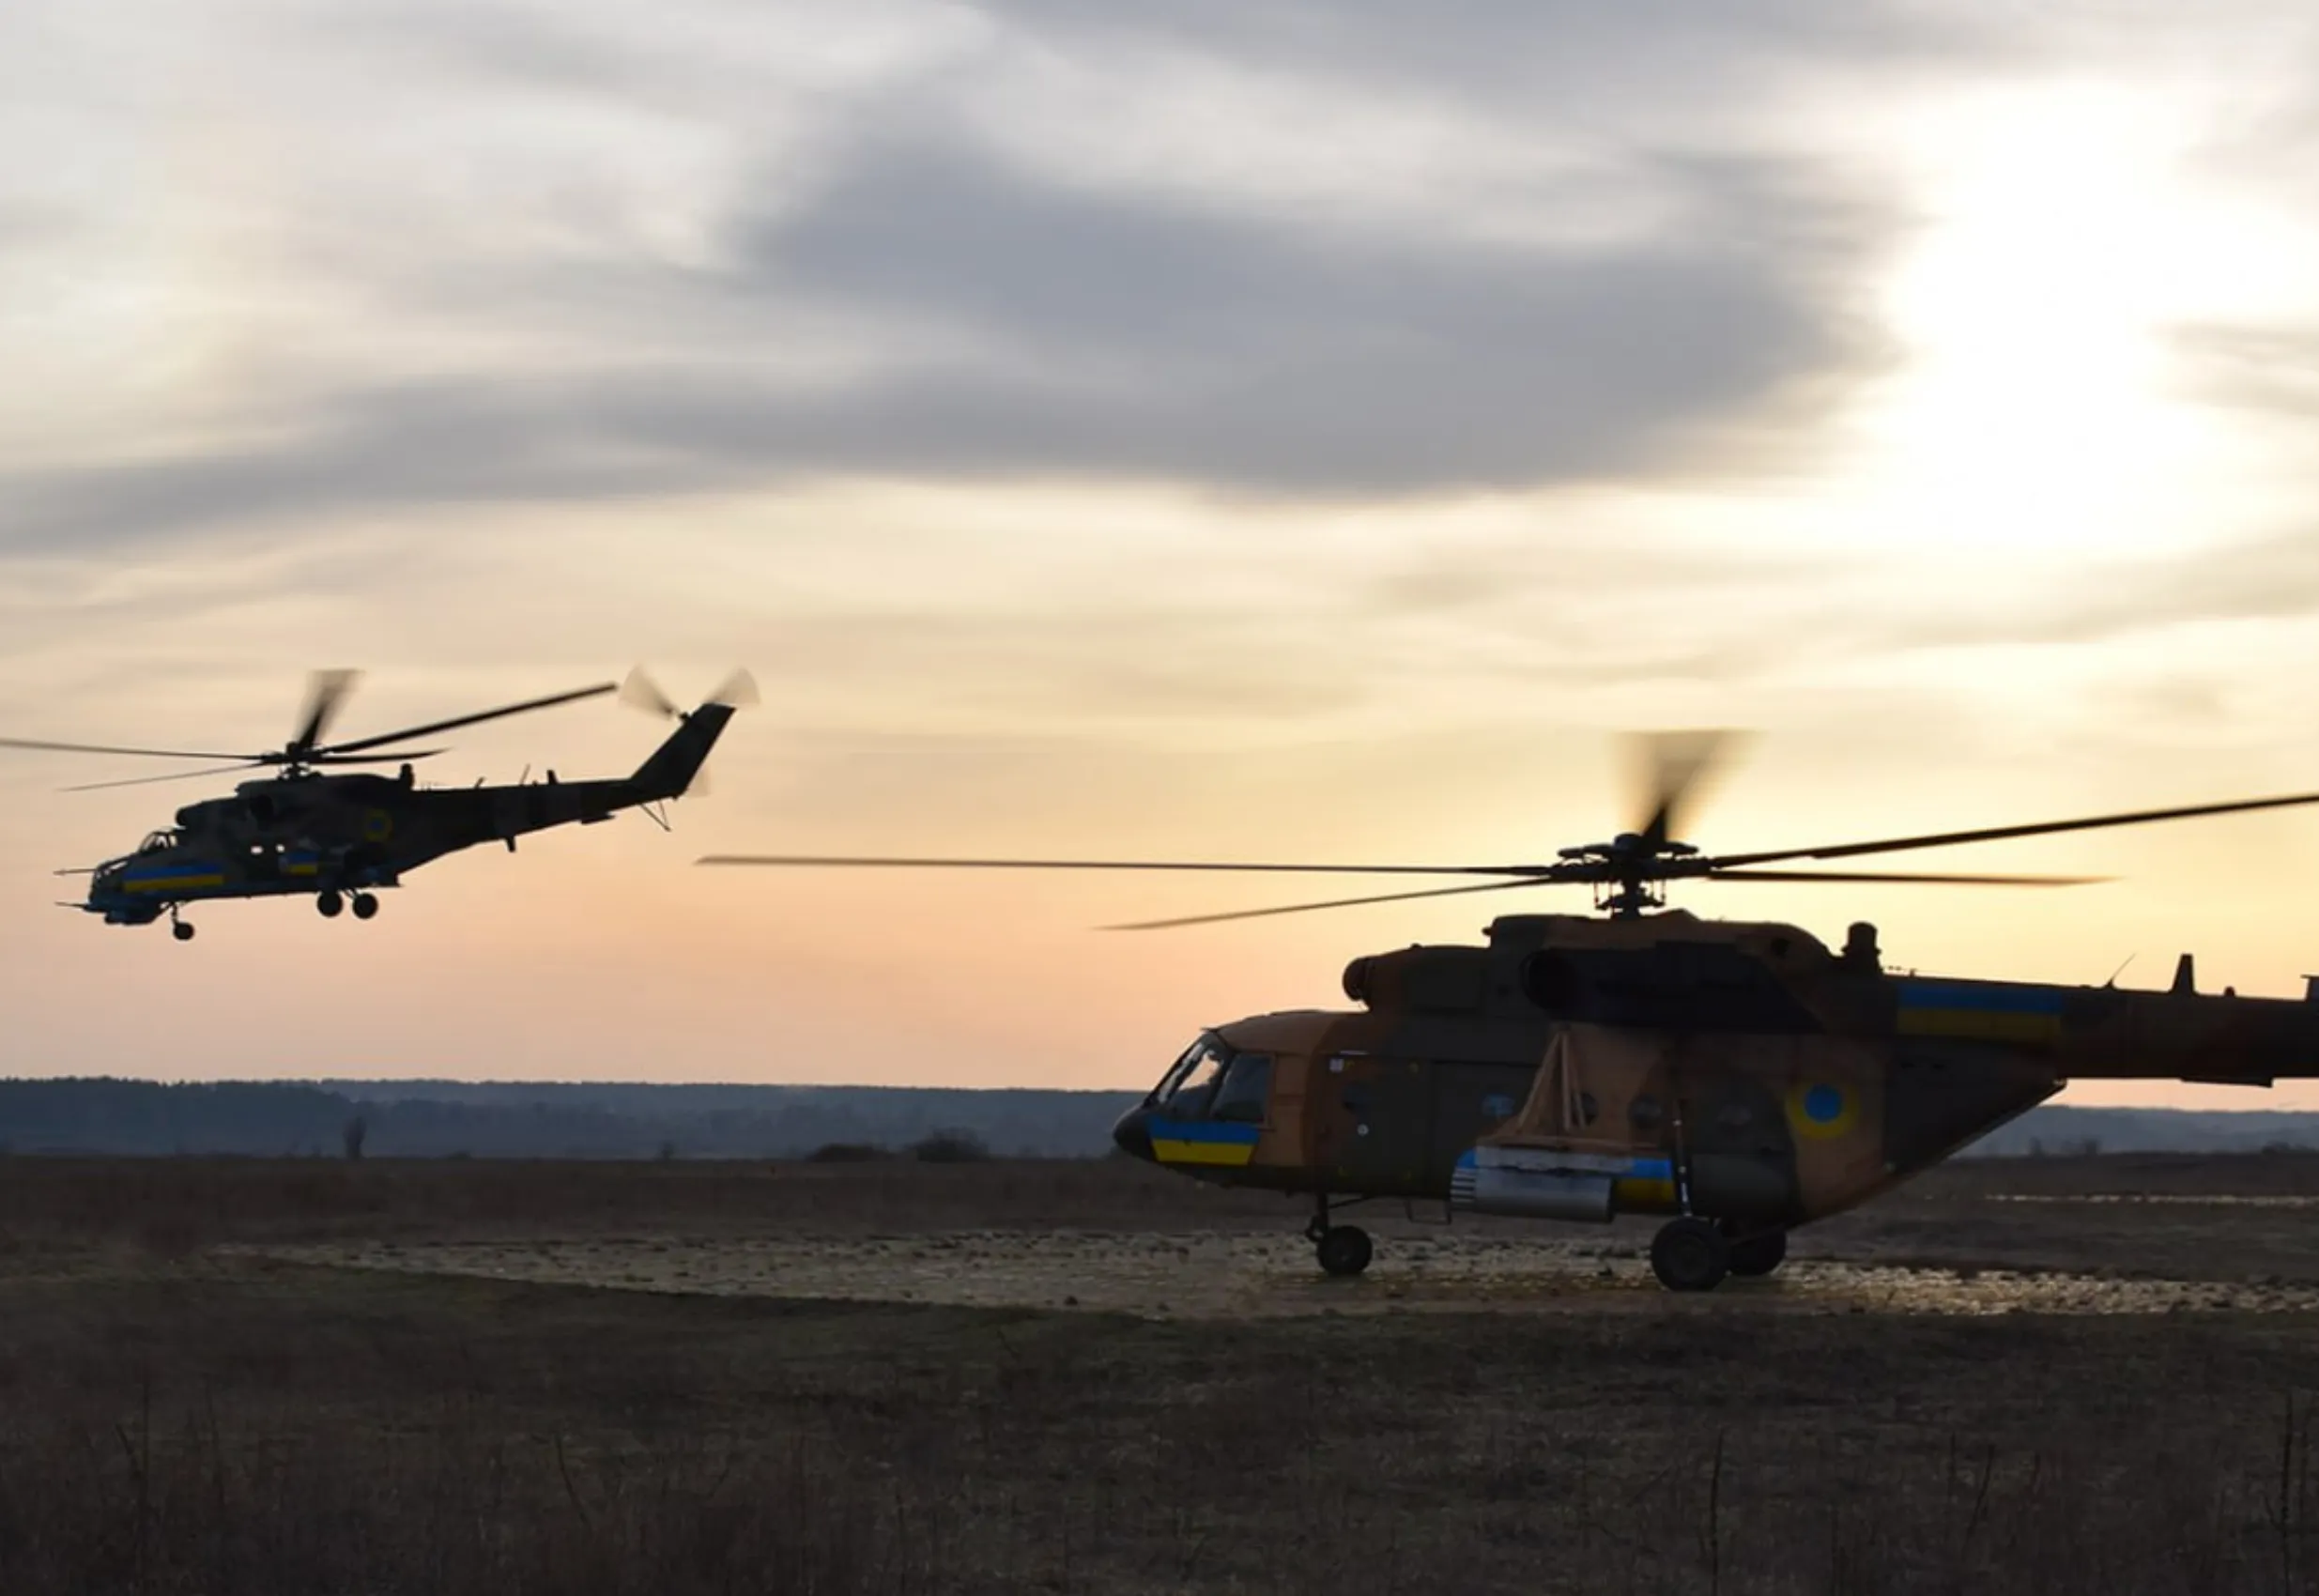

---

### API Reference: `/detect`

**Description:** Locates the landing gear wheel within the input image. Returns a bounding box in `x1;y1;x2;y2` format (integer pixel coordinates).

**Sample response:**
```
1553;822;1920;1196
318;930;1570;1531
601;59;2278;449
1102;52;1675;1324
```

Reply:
1651;1217;1731;1293
317;890;345;918
1727;1228;1788;1278
1315;1224;1374;1278
350;892;378;921
171;921;195;943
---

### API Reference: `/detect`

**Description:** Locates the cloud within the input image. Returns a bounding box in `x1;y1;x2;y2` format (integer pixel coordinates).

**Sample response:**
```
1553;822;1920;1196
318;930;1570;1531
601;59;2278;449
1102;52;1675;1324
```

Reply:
2171;323;2319;422
0;144;1889;545
722;140;1890;494
0;0;1922;550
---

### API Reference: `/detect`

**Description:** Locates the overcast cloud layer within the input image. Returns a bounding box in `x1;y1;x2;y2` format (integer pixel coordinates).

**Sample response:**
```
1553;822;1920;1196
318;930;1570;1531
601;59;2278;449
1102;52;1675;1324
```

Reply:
0;0;1984;543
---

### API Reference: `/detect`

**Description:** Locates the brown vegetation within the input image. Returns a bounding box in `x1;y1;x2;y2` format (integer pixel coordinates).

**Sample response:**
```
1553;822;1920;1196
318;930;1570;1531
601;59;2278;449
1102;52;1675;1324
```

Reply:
8;1153;2319;1592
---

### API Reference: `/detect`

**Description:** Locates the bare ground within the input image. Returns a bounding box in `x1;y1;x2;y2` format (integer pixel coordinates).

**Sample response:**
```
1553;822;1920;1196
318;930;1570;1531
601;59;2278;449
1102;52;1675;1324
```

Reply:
12;1152;2319;1594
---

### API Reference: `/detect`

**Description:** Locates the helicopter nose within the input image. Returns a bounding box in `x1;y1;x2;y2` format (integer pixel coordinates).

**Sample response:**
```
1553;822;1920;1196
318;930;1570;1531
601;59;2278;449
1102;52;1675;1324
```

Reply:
1111;1106;1154;1162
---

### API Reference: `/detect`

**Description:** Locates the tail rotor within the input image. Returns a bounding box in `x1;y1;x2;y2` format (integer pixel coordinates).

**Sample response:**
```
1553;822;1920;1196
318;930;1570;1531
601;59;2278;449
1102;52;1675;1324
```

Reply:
620;665;754;797
620;667;683;722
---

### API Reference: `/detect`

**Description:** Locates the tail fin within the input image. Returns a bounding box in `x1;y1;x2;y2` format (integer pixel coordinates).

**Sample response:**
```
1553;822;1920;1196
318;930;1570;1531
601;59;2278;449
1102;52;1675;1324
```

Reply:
630;705;734;799
625;668;754;801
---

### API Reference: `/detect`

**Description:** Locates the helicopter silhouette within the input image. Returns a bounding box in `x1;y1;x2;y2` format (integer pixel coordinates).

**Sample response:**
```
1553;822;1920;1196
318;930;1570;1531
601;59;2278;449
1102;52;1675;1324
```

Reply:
699;732;2319;1291
9;666;753;940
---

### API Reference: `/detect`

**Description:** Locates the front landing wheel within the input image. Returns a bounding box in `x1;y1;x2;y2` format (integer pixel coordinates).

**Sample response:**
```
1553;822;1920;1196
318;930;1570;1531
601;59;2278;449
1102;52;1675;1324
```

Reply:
1316;1224;1374;1278
1651;1217;1730;1293
171;921;195;943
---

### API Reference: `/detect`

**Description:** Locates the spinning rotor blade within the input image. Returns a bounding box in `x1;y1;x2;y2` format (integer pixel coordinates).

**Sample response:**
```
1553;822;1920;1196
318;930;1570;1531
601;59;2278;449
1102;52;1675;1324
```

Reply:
623;666;759;720
620;667;682;720
319;682;619;756
696;853;1544;876
0;735;252;761
1098;863;2104;932
1629;729;1746;847
1100;877;1561;931
1709;790;2319;871
60;751;441;790
1704;867;2109;887
61;762;265;793
291;668;362;754
709;668;760;709
304;748;445;766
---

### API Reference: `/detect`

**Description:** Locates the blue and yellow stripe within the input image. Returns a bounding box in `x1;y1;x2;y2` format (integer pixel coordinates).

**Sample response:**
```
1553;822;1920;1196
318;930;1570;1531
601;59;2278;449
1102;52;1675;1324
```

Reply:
1148;1118;1261;1168
1612;1155;1677;1207
122;863;227;895
1897;979;2064;1043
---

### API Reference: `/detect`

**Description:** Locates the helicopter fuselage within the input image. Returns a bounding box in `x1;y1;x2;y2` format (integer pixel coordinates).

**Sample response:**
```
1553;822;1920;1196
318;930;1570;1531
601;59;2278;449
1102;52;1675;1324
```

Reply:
79;704;734;930
1107;910;2319;1285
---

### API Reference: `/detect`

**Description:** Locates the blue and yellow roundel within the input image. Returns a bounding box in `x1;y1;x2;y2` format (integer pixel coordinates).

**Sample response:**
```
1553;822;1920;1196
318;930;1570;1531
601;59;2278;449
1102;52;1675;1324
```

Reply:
361;808;393;843
1787;1081;1859;1141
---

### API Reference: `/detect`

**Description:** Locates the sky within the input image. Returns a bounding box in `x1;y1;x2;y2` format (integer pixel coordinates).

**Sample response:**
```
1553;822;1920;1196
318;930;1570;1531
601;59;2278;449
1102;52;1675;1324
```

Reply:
8;2;2319;1105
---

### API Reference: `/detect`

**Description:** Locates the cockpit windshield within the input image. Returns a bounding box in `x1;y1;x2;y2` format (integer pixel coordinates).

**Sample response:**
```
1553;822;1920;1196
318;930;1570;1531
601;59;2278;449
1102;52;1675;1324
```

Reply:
1152;1034;1231;1113
1149;1033;1274;1124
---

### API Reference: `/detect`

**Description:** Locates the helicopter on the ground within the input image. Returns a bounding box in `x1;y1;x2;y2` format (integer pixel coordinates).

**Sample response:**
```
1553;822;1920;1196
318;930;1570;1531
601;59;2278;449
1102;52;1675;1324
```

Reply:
8;667;752;940
699;733;2319;1292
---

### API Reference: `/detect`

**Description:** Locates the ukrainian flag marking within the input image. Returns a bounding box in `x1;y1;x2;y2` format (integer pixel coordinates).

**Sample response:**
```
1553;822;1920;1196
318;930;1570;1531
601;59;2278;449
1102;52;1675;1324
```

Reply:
1896;979;2065;1043
1612;1155;1678;1207
123;864;227;895
1148;1118;1261;1168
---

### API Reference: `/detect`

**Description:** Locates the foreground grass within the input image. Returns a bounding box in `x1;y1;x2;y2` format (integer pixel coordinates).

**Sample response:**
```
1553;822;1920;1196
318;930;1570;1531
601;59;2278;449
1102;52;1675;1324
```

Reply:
14;1155;2319;1591
8;1257;2319;1594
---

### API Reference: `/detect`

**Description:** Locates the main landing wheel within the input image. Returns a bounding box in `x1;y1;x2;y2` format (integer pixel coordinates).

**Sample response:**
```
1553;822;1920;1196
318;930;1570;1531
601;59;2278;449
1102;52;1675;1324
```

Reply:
351;892;379;920
317;890;345;918
1650;1217;1731;1293
1727;1228;1788;1278
1316;1224;1374;1278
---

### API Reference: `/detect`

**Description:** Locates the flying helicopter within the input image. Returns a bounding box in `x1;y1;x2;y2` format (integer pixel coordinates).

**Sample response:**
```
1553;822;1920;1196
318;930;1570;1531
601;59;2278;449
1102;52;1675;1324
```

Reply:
698;733;2319;1292
7;666;754;940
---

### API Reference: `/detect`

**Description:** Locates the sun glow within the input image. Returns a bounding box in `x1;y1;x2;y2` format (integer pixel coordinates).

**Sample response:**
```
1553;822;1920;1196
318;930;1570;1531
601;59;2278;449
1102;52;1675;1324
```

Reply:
1858;84;2296;557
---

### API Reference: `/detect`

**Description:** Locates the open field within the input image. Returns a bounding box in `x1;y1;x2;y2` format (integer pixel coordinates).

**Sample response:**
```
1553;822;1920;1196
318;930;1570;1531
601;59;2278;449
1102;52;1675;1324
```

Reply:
11;1153;2319;1592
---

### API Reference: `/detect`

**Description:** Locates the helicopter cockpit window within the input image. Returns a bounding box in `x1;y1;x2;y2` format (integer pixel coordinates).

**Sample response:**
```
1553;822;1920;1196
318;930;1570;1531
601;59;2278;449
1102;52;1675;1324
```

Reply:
1152;1034;1232;1115
1207;1053;1273;1124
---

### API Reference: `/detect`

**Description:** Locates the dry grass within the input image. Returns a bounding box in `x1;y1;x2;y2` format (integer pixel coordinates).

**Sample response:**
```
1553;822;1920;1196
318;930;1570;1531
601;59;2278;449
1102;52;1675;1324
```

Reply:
0;1151;1289;1256
10;1153;2319;1592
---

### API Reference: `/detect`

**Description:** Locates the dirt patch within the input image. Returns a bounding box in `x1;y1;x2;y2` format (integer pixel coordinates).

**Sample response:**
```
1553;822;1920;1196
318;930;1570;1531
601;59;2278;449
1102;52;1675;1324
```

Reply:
237;1229;2319;1319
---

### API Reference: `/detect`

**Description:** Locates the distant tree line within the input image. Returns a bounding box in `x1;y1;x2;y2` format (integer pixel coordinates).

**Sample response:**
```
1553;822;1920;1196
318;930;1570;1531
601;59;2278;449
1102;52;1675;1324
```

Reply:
6;1079;2314;1161
0;1078;1137;1159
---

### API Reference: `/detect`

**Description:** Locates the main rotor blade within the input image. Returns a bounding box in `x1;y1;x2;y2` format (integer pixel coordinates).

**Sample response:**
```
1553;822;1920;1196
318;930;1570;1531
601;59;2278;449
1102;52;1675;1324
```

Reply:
304;748;445;766
1100;877;1564;931
1705;867;2111;887
292;668;362;753
695;853;1549;877
1629;729;1747;847
61;761;264;792
0;736;253;761
318;682;619;756
1710;790;2319;871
